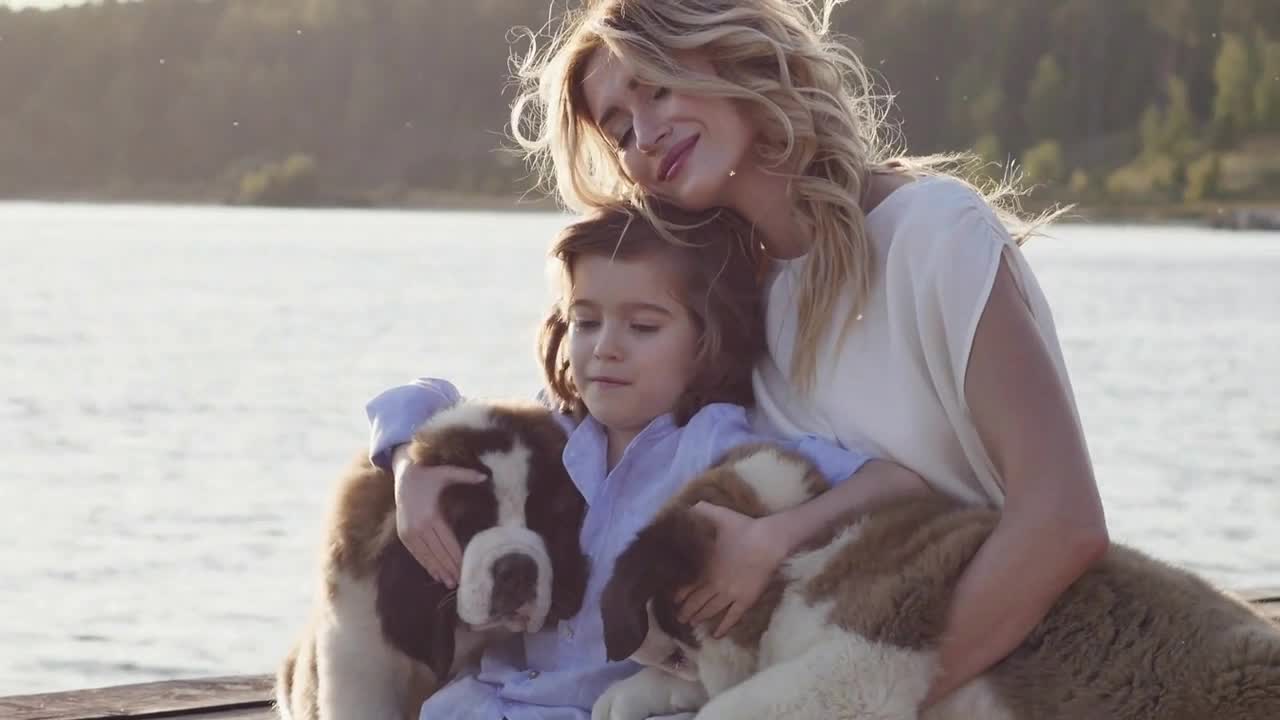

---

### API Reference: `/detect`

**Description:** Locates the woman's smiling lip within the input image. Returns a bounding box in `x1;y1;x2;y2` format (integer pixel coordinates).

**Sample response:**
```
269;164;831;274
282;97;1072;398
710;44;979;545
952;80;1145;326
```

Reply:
659;135;699;182
590;376;631;386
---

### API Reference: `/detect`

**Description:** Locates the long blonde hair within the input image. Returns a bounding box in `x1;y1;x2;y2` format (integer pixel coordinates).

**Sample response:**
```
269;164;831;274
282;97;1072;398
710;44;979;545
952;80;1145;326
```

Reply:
511;0;1050;389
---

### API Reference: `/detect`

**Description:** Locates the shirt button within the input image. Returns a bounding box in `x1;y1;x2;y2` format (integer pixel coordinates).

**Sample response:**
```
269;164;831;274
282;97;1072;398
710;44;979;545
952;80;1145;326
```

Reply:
528;670;540;679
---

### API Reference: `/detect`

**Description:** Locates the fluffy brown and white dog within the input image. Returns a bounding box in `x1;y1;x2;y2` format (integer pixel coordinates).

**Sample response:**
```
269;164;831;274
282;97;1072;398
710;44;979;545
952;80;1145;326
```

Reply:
277;400;589;720
595;443;1280;720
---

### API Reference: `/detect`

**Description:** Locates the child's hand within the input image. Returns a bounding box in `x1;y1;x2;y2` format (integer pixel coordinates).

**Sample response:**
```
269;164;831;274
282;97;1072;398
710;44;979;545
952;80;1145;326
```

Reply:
393;444;486;588
674;502;790;638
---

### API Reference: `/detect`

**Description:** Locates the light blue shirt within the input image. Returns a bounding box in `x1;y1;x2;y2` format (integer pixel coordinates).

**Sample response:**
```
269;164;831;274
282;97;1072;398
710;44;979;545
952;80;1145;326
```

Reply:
365;379;870;720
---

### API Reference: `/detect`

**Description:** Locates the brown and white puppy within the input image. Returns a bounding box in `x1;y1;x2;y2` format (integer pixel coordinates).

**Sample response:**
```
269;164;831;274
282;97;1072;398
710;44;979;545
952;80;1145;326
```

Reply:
595;443;1280;720
277;400;589;720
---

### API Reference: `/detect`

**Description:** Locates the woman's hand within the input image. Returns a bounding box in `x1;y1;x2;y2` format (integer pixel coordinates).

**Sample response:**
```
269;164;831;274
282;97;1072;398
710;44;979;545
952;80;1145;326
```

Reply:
674;503;793;638
392;444;486;588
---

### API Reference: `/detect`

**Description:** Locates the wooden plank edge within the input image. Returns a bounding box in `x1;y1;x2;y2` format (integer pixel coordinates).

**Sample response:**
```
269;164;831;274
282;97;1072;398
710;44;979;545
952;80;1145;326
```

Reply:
1237;586;1280;602
0;675;274;720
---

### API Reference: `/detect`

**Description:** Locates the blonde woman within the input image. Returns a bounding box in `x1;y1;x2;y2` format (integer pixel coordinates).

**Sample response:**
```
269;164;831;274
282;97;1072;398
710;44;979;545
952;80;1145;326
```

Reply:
375;0;1108;714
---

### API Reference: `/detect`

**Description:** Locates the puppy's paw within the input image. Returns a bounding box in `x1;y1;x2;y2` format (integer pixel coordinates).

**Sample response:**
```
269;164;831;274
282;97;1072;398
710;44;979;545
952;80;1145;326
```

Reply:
592;667;705;720
591;681;655;720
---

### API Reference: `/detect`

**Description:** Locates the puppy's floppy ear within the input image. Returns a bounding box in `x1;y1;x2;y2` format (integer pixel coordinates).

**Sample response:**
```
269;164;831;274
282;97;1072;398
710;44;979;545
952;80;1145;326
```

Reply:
600;545;658;662
546;467;590;622
520;411;590;623
376;540;457;680
600;509;714;662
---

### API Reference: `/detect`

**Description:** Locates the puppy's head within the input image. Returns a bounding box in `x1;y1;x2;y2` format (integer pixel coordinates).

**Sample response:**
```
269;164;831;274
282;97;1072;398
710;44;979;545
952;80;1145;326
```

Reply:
600;443;826;680
376;401;587;677
600;507;714;679
409;401;588;631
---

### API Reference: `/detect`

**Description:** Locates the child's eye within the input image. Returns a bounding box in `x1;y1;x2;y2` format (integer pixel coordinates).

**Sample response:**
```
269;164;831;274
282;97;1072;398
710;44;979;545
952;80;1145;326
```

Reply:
617;127;634;149
631;323;660;334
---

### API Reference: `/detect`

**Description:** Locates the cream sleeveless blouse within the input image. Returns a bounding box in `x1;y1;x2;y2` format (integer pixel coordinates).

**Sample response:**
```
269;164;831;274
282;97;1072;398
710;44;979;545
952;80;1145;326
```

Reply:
750;176;1083;507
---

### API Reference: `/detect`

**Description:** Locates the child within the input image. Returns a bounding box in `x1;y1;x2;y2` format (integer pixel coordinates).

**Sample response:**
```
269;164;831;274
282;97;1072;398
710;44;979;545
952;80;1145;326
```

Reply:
368;204;928;719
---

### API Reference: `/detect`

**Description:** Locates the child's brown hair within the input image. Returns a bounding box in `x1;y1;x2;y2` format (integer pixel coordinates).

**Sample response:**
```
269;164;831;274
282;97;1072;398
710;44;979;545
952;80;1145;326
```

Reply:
538;202;764;426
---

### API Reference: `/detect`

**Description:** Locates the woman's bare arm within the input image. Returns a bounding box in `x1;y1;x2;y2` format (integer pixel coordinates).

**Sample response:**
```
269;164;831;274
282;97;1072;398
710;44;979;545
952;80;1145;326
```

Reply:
768;458;933;548
920;259;1108;705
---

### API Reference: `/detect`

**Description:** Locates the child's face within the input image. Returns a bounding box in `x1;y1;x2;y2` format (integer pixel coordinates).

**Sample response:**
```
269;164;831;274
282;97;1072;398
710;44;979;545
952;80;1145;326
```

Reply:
567;254;699;437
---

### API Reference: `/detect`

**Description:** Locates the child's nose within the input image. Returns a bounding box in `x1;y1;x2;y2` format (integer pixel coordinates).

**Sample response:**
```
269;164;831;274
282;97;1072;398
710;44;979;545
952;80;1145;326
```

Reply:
593;327;623;359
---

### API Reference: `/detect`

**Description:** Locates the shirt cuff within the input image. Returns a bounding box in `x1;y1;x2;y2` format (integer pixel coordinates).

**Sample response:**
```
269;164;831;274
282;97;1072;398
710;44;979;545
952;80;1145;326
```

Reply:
366;377;461;470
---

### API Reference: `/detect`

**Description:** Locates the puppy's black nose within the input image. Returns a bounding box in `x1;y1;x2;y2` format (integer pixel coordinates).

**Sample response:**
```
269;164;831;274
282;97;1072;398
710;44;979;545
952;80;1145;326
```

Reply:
490;553;538;617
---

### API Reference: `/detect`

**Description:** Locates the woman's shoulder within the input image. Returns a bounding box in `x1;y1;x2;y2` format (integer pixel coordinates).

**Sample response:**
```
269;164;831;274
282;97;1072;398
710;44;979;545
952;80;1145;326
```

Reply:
873;174;1005;234
871;174;1014;271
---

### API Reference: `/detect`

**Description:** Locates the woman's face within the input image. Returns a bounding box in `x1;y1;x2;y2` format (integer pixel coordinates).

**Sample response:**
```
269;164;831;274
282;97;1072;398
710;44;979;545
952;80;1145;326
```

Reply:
580;48;756;210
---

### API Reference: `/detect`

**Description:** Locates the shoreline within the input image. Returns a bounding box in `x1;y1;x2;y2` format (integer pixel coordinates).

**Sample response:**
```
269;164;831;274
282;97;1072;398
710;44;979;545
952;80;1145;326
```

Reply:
4;191;1279;228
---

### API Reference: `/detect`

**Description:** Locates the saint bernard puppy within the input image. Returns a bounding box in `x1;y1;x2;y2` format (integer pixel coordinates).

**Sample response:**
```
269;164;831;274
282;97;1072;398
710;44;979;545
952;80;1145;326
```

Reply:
595;443;1280;720
277;400;589;720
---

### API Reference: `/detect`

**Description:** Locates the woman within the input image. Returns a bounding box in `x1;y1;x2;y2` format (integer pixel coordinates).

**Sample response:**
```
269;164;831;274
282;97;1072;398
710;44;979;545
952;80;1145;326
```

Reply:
384;0;1108;710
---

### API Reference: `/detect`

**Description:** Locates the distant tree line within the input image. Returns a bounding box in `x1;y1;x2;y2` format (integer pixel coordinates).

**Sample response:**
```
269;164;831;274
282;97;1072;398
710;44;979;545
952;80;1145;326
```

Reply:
1;0;1278;207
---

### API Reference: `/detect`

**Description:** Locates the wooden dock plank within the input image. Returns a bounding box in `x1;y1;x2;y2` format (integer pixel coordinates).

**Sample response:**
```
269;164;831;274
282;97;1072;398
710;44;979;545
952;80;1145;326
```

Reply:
139;708;273;720
3;592;1277;719
0;676;273;720
1241;587;1280;622
1238;586;1280;602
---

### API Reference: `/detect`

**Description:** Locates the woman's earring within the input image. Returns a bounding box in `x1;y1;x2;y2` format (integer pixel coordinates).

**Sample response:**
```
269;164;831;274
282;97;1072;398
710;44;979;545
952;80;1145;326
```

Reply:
728;169;736;177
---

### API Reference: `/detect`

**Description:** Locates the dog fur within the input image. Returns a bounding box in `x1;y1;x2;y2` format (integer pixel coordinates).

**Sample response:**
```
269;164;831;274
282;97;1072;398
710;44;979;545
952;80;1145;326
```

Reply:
277;400;589;720
595;443;1280;720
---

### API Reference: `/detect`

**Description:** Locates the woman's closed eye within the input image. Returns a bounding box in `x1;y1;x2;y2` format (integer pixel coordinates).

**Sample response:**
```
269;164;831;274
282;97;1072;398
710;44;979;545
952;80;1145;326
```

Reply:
571;318;601;331
613;87;669;150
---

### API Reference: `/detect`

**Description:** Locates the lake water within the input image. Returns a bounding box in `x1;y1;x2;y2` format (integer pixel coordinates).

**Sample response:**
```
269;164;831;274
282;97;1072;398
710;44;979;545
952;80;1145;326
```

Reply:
1;202;1278;696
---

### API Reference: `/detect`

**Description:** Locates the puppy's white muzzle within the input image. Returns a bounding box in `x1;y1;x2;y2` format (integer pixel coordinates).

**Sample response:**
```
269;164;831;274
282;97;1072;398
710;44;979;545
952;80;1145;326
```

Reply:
456;526;553;632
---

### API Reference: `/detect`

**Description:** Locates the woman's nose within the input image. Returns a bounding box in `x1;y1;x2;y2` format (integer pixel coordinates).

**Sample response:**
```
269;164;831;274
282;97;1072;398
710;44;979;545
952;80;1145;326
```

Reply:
633;113;670;155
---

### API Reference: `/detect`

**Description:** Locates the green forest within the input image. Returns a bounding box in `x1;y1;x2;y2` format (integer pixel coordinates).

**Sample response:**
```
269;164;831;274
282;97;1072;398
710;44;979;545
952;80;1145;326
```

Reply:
3;0;1280;217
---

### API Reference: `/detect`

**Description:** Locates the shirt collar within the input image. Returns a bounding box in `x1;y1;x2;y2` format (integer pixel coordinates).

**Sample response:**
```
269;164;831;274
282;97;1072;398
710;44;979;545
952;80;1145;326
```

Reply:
562;413;678;503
